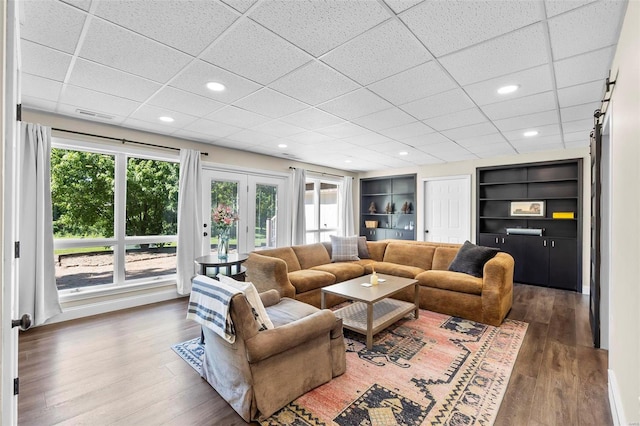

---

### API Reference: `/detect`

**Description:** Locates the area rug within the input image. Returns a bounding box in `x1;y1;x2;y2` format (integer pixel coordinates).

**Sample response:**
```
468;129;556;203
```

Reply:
172;310;527;425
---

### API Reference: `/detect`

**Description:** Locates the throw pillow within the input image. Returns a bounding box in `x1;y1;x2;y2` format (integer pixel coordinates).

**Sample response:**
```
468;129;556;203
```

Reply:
217;275;274;331
330;235;360;262
448;240;499;278
357;236;371;259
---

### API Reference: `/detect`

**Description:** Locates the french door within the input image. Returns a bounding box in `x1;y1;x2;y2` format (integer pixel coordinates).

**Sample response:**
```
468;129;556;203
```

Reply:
201;169;287;255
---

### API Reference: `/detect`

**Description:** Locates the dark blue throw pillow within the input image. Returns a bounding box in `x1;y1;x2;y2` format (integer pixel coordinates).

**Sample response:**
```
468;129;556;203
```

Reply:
448;240;499;278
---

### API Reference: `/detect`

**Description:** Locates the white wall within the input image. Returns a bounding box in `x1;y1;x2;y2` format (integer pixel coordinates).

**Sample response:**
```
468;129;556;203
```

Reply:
605;0;640;423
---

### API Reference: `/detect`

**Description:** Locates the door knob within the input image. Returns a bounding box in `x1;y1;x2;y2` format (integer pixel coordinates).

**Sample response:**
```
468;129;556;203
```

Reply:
425;230;429;233
12;313;32;331
203;232;208;237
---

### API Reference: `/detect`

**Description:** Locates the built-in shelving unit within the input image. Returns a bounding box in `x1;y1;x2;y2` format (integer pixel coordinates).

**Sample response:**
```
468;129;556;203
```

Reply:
360;174;416;241
477;159;582;291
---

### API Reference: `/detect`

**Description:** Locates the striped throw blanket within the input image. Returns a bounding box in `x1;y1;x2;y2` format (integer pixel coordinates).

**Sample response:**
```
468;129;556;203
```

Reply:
187;275;241;343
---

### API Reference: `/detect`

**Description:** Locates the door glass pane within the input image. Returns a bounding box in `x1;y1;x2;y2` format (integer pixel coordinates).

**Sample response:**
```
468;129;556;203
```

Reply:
210;180;239;253
255;184;278;250
320;182;339;230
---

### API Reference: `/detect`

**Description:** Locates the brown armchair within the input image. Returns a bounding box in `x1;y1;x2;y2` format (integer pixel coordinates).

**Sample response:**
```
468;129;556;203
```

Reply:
200;288;346;422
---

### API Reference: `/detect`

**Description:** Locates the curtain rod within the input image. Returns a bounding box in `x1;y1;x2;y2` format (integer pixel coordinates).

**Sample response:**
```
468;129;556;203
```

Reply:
51;127;209;156
289;166;353;179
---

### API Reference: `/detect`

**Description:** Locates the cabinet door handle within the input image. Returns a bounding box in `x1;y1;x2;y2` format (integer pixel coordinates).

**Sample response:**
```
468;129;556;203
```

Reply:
501;238;505;244
543;240;547;247
495;237;499;244
552;240;555;248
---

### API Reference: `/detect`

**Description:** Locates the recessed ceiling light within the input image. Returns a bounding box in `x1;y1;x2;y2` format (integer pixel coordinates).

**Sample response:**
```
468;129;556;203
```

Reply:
278;143;287;148
399;151;408;156
345;159;352;163
497;85;519;95
206;81;226;92
158;116;174;123
523;130;539;137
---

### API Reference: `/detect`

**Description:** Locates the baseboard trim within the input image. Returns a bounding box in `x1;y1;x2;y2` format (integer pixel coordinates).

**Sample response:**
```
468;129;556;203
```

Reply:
608;369;627;425
44;287;185;325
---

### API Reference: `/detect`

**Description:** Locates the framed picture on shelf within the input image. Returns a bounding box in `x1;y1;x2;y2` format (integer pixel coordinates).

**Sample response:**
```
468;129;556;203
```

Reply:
510;201;545;217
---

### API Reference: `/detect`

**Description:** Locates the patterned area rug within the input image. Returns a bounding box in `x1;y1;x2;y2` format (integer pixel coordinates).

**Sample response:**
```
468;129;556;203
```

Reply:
172;310;527;425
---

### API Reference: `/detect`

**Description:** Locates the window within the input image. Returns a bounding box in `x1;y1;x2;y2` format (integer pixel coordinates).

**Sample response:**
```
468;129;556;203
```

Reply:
52;142;179;293
305;176;340;243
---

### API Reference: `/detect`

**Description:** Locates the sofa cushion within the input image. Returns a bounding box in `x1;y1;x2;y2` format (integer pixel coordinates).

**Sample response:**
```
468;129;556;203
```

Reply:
265;297;319;328
288;270;336;293
366;241;388;261
311;262;365;282
365;262;424;278
448;241;499;278
292;243;331;269
432;247;460;270
259;247;302;272
383;243;436;270
329;235;360;262
416;270;483;295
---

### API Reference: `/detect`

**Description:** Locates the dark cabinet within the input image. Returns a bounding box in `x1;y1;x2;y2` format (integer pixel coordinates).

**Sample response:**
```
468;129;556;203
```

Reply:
477;160;582;291
360;174;416;241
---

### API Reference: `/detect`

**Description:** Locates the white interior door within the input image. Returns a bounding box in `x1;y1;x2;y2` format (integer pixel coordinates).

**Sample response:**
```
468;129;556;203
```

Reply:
423;176;471;243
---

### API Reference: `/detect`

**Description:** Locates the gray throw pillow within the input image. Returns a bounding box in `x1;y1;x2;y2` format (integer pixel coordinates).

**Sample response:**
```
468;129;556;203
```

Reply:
448;240;499;278
357;236;371;259
330;235;360;262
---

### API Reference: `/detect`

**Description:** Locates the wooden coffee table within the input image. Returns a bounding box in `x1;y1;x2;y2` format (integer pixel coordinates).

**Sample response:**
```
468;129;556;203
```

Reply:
321;274;419;350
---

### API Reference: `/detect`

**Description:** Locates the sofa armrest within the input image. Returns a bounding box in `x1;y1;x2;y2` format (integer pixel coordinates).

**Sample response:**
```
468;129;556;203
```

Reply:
259;289;281;308
480;252;515;325
244;310;336;363
245;252;296;299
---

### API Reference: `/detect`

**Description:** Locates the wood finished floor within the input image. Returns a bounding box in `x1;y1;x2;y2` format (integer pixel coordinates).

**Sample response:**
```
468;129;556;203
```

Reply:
18;283;612;425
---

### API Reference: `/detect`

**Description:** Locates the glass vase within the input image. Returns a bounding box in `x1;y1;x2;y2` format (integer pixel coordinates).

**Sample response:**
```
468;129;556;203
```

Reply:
217;229;229;260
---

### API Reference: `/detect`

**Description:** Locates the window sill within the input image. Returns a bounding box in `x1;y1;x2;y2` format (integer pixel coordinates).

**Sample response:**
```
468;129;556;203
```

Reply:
58;275;178;303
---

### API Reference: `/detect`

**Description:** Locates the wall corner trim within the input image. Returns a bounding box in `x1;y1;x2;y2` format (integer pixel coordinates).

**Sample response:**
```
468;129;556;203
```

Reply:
608;369;627;425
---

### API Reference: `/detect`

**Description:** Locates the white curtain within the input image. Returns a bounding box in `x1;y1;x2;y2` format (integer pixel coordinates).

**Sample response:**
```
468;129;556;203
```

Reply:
291;168;306;245
176;149;203;295
341;176;355;236
19;122;62;326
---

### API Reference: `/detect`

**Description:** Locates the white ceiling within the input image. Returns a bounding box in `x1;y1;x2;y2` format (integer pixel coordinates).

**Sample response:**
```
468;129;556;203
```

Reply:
19;0;627;172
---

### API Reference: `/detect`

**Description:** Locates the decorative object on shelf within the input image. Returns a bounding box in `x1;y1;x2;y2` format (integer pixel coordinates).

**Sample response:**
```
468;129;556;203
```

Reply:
368;201;377;214
400;201;412;214
552;212;575;219
365;220;378;229
385;202;393;214
509;201;545;217
212;203;238;259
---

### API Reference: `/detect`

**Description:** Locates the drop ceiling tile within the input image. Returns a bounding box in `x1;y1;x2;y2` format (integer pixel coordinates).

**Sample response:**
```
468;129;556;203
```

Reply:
68;59;162;102
248;0;389;57
503;123;562;141
385;0;424;14
562;118;592;134
205;106;271;128
545;0;596;17
481;91;557;120
128;105;198;129
251;120;307;138
554;47;615;88
548;0;627;60
226;129;277;145
322;20;432;85
352;108;417;132
422;108;488;131
439;24;549;86
401;0;542;57
280;108;344;130
557;80;604;108
469;143;517;157
512;134;564;147
20;41;72;82
233;88;308;119
220;0;258;13
21;74;63;102
286;131;334;145
316;122;369;139
79;19;192;83
62;0;92;11
21;0;86;54
493;110;558;132
340;133;392;146
172;128;215;144
22;96;59;113
367;61;457;105
435;152;478;162
455;133;508;148
147;87;225;117
400;88;475;120
367;140;414;153
59;85;140;116
378;122;435;140
402;132;451;147
565;139;590;148
560;102;601;123
94;0;238;56
201;19;310;85
122;117;181;136
317;89;393;120
564;130;590;143
463;65;554;106
170;60;261;104
183;118;243;138
513;140;563;153
269;61;359;106
442;122;498;140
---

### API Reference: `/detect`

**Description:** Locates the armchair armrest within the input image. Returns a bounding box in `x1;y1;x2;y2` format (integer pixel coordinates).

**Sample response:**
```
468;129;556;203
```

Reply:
245;253;296;299
259;289;281;308
245;310;336;363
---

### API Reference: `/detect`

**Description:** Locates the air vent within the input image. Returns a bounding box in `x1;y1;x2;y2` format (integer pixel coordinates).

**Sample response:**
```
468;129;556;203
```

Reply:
75;109;114;120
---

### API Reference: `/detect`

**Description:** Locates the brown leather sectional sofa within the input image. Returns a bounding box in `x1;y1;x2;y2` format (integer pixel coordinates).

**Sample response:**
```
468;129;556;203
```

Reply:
245;239;514;327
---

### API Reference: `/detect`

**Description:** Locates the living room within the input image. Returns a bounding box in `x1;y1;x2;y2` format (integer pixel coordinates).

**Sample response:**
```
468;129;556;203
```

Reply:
2;0;639;425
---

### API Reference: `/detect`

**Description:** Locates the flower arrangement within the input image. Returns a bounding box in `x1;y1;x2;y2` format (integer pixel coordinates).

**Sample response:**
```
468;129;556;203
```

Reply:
212;204;238;232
